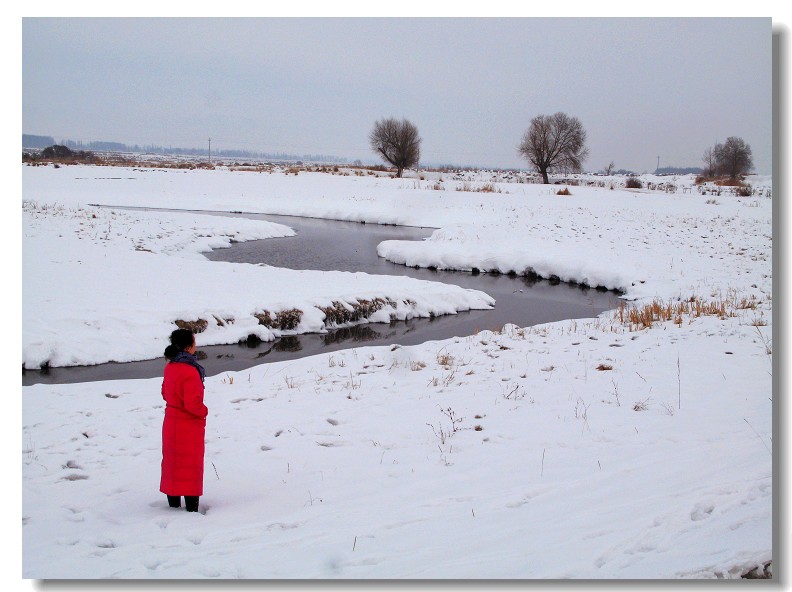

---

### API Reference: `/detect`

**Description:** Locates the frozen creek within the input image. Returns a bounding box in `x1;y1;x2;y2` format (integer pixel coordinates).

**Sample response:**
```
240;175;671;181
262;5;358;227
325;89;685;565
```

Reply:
23;210;619;385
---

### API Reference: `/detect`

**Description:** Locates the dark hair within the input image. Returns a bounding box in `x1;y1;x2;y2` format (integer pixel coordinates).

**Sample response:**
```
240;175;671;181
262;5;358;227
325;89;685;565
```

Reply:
164;328;195;360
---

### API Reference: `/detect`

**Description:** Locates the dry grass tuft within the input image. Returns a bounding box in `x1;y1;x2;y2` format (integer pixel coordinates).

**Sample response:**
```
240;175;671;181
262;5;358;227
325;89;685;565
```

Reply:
614;293;763;331
556;187;572;196
456;182;502;193
750;314;767;327
714;177;750;188
436;352;455;367
736;295;758;310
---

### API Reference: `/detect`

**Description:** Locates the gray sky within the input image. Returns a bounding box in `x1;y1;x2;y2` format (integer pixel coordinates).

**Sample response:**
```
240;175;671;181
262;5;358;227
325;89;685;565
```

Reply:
22;17;772;173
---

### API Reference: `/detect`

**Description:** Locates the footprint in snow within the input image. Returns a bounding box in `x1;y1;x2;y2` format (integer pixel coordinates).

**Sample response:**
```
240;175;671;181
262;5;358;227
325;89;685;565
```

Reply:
266;522;301;531
690;503;715;521
95;539;117;549
143;558;163;571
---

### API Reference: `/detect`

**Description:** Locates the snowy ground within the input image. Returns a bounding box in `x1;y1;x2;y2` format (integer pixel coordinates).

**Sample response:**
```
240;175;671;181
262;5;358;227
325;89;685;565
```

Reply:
19;163;776;581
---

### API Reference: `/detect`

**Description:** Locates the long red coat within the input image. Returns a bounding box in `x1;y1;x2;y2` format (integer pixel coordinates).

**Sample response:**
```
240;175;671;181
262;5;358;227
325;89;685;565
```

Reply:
160;361;208;496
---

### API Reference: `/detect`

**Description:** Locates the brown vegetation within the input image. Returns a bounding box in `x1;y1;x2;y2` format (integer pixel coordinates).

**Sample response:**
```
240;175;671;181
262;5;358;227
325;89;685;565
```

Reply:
175;319;209;333
320;297;397;325
614;293;760;331
254;309;303;331
456;182;502;193
24;148;221;171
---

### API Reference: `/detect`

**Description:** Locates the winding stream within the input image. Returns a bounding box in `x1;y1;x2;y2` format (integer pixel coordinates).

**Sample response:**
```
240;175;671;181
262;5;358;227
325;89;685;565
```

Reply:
23;210;619;385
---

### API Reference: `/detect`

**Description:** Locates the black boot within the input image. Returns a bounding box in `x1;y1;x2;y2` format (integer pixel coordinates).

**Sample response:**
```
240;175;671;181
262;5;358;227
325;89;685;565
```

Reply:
167;495;181;508
185;496;199;512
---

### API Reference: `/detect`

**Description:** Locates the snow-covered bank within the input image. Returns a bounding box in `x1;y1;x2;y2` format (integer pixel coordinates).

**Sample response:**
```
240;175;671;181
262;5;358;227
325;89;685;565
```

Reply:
377;202;771;301
23;201;493;369
21;163;774;579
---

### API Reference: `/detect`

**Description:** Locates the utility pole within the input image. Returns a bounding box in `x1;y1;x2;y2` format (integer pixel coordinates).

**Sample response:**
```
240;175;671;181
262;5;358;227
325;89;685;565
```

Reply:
208;138;211;164
656;155;660;172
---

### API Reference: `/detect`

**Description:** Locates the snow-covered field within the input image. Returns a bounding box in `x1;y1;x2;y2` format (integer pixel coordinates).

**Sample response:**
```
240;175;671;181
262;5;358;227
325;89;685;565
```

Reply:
20;163;776;581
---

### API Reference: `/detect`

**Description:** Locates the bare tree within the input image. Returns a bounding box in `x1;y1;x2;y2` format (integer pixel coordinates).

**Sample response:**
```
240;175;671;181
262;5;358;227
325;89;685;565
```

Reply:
369;117;421;178
714;136;754;179
604;161;615;175
518;112;589;184
701;146;717;178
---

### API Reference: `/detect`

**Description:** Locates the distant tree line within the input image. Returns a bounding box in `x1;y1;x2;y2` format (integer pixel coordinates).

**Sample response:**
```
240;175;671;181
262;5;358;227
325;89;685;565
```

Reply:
26;124;756;182
21;135;347;164
23;144;100;164
22;134;56;149
655;166;703;175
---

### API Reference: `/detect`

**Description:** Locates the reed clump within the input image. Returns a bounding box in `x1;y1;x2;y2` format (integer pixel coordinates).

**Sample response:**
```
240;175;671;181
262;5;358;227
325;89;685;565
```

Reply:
613;294;757;330
320;297;397;325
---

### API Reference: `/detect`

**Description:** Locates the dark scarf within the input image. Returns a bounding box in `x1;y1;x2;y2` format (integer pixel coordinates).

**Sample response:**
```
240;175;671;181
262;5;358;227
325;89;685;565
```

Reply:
170;351;206;383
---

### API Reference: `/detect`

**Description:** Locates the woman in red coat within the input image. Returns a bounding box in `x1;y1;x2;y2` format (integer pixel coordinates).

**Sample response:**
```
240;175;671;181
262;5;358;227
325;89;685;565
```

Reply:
160;328;208;512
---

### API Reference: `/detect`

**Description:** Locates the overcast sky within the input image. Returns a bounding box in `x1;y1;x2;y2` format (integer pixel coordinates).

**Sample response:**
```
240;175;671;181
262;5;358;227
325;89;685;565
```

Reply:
22;17;772;173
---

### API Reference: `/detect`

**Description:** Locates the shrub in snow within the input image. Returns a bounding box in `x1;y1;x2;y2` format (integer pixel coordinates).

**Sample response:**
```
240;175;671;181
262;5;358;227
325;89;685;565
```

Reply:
254;309;303;331
320;297;397;326
175;318;209;333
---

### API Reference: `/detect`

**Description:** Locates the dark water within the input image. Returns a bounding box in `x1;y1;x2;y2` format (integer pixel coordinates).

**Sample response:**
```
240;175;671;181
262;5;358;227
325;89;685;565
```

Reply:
23;210;619;385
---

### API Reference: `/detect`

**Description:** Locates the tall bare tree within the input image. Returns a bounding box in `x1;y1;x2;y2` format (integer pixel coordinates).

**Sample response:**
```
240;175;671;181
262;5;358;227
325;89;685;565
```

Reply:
701;146;717;178
714;136;754;179
518;112;589;184
369;117;421;178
